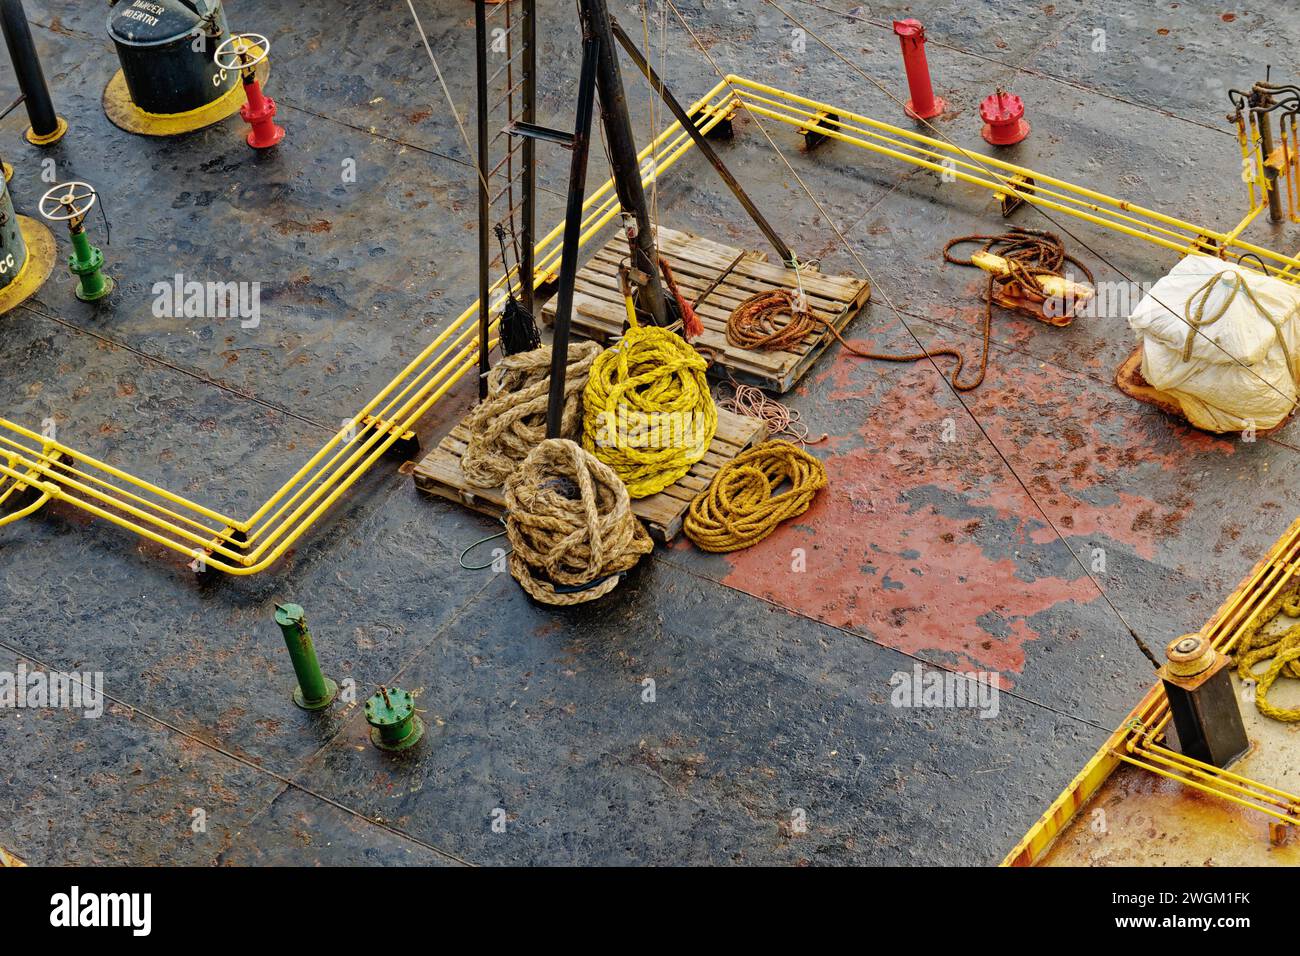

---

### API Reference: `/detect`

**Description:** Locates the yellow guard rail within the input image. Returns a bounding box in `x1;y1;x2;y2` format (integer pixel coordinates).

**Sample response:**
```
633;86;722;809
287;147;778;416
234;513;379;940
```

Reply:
3;77;1298;574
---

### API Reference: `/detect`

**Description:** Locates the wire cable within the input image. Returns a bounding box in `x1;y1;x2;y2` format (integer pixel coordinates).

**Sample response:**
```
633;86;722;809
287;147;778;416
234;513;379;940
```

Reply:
663;0;1161;666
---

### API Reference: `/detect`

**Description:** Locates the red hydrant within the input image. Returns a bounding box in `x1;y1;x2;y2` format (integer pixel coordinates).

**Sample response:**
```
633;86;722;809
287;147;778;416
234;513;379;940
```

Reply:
214;34;285;150
893;19;945;121
979;89;1030;146
241;74;284;149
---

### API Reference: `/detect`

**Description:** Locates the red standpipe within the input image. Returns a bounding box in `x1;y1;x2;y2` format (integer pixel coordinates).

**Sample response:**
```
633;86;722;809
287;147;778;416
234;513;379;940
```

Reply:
240;75;285;149
893;19;945;121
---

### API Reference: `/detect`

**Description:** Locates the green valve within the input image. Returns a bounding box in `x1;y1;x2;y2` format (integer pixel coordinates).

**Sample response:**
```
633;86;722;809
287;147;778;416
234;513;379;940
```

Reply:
273;603;338;710
37;182;113;302
68;225;112;302
364;686;424;752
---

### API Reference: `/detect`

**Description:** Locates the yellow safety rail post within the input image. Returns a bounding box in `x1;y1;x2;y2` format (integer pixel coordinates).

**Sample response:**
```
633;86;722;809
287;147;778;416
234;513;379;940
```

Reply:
5;79;1300;574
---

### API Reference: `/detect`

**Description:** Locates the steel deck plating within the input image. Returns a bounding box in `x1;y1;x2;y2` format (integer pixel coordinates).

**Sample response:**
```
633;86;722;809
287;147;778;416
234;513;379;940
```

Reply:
2;0;1299;865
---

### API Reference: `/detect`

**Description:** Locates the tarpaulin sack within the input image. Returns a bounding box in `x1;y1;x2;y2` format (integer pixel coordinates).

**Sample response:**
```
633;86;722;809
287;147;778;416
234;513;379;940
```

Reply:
1128;254;1300;433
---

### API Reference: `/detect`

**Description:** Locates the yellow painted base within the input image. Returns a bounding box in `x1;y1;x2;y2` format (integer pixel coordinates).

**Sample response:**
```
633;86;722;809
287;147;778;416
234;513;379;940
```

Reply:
24;116;67;147
3;162;11;182
102;52;269;138
0;216;56;314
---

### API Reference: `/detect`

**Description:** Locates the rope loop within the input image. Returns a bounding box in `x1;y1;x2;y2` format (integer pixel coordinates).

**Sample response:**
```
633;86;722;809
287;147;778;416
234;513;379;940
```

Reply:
461;341;601;488
684;440;827;552
503;438;652;605
582;325;718;498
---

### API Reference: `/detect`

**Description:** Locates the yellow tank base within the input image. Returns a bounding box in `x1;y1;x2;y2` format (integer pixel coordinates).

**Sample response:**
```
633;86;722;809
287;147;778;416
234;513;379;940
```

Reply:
0;216;57;315
102;53;269;138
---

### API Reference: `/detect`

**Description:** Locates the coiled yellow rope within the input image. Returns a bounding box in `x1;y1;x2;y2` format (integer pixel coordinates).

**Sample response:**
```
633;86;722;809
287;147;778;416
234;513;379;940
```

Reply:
1235;586;1300;721
582;318;717;498
504;438;652;605
684;440;827;552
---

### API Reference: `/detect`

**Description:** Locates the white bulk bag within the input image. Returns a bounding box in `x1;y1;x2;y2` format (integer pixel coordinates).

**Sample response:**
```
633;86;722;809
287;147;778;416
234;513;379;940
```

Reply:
1128;254;1300;432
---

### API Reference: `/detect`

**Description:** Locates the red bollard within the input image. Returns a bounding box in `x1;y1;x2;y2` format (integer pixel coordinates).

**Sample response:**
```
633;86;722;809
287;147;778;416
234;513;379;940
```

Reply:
240;75;284;149
979;89;1030;146
893;19;945;121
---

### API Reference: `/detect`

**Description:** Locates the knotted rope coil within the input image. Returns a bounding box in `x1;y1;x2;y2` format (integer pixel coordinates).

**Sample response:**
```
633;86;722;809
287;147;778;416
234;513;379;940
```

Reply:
503;438;652;605
582;323;718;498
1234;585;1300;722
461;341;601;488
727;288;821;352
942;228;1094;390
684;440;827;552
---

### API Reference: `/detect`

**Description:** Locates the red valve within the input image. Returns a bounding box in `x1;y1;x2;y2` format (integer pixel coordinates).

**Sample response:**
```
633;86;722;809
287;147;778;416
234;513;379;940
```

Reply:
893;19;945;121
240;76;285;150
979;89;1029;146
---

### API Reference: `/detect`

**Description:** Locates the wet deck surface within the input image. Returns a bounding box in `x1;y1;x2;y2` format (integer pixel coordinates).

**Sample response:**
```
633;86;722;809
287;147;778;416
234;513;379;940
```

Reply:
1;0;1298;864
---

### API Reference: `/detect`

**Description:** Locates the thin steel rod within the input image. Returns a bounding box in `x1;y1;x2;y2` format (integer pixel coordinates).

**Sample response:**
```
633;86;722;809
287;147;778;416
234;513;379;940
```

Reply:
610;17;793;265
546;32;600;439
520;0;537;314
475;0;491;398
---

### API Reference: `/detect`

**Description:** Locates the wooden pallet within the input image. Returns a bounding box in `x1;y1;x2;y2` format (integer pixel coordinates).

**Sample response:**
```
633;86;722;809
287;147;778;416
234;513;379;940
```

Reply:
541;226;871;394
412;407;767;545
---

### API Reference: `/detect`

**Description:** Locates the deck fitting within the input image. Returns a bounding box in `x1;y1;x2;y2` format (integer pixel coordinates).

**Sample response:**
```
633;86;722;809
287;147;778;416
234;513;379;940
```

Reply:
1158;634;1249;769
364;686;424;752
361;416;421;461
273;603;338;711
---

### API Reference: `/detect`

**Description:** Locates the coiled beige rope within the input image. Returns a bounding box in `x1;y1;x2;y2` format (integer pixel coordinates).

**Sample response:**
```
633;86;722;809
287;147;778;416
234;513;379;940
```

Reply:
504;438;653;605
461;341;601;488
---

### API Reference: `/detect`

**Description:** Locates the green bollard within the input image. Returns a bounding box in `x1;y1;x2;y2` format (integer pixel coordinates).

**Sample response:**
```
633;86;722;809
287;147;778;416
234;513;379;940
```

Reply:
273;603;338;710
68;223;112;302
364;686;423;752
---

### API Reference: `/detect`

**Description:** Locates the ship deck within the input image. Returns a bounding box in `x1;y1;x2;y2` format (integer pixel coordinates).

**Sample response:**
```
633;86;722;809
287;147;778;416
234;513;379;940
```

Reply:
3;0;1300;866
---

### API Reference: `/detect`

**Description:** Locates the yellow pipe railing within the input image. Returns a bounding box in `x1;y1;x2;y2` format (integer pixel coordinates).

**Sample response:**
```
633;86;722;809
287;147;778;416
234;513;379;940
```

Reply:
0;79;735;573
5;78;1300;575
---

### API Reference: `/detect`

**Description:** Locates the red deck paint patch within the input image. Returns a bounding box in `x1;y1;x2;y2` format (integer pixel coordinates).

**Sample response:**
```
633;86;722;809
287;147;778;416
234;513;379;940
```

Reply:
719;344;1240;680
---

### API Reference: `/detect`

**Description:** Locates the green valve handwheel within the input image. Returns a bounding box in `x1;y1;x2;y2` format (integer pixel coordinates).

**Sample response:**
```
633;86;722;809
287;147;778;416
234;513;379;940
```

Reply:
38;182;114;302
364;686;424;752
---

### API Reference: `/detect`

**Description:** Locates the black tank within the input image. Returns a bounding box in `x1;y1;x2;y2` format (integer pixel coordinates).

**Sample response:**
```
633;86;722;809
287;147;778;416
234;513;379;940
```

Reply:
108;0;237;115
0;177;28;292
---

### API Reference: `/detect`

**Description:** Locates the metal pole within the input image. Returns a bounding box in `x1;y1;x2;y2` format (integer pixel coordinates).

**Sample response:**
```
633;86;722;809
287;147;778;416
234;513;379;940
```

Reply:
1255;86;1285;224
475;0;491;398
545;33;600;440
610;18;793;266
519;0;537;315
273;604;338;711
0;0;62;144
578;0;670;327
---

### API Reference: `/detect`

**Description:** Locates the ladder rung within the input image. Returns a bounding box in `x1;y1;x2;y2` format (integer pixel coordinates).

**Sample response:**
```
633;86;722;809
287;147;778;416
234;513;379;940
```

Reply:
506;121;575;147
